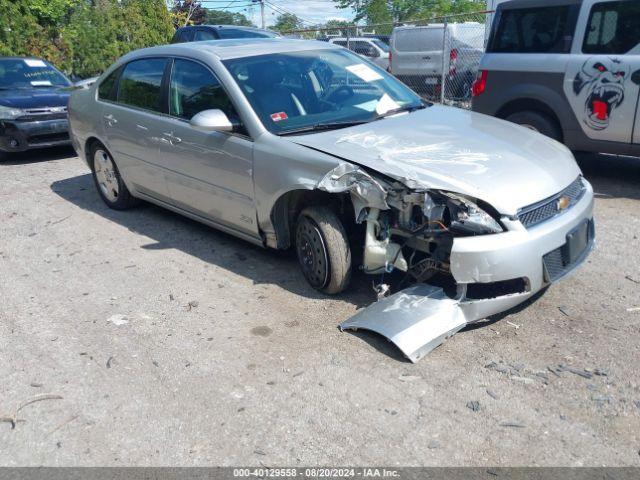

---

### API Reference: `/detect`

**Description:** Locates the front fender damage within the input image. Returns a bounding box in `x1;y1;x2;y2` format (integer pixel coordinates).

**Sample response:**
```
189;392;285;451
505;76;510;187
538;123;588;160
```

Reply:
317;163;483;363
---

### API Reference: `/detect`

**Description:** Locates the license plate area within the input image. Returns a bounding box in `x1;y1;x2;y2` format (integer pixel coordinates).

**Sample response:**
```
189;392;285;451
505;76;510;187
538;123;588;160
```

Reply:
543;219;594;283
563;220;590;265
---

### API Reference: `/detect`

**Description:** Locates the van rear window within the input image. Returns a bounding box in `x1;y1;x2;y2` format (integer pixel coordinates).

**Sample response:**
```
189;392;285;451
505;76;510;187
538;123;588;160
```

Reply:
395;28;441;52
488;5;578;54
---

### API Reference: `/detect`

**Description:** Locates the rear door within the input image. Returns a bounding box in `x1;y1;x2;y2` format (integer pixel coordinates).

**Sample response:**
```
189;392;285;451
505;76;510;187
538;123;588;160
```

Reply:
391;26;442;78
100;57;170;198
564;0;640;144
155;58;258;237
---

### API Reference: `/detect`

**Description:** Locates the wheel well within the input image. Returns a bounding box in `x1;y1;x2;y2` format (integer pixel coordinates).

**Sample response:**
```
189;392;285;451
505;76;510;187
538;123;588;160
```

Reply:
496;98;564;142
84;137;104;166
270;189;354;250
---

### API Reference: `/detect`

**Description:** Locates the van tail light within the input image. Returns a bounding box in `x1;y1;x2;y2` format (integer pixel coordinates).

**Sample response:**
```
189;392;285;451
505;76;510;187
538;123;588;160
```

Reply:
448;48;458;76
388;51;392;70
472;69;488;97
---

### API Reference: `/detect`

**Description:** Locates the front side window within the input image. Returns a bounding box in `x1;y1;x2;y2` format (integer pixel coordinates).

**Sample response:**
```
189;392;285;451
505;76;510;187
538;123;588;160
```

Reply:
488;5;577;53
223;48;423;135
583;1;640;54
169;58;239;122
117;58;167;112
0;58;71;89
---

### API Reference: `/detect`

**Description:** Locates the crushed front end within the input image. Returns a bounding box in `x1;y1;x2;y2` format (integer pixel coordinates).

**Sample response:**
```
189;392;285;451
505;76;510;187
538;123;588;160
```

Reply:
326;166;595;362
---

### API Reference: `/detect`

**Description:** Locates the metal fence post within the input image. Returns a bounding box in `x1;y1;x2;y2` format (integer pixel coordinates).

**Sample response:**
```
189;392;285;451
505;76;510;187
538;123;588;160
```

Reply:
440;16;448;104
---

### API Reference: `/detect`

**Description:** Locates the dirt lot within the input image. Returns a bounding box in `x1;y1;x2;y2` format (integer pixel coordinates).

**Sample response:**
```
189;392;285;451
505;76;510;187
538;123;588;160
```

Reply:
1;148;639;466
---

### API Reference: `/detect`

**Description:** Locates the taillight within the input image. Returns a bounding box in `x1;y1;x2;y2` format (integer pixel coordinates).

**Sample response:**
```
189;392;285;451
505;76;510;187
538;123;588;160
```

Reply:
388;51;392;70
448;48;458;76
472;69;488;97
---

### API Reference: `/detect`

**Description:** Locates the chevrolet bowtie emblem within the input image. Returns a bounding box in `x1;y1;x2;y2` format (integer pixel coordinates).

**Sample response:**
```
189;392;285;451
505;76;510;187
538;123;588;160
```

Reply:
557;196;571;211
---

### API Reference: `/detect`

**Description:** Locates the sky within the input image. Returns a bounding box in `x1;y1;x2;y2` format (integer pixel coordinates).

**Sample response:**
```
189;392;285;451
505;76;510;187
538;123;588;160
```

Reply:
200;0;355;27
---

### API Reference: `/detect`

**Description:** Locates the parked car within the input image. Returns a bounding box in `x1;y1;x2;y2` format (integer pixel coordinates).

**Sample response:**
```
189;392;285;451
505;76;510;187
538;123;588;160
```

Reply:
68;39;594;361
0;57;74;158
171;25;280;43
472;0;640;156
390;22;485;98
328;37;390;70
362;34;390;46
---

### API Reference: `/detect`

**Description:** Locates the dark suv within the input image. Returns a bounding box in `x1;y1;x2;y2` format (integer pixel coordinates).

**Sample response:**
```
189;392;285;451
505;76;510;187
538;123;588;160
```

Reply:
171;25;280;43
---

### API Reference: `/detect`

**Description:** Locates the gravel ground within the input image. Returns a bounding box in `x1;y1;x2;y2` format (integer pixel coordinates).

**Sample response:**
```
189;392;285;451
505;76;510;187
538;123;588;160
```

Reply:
0;148;639;466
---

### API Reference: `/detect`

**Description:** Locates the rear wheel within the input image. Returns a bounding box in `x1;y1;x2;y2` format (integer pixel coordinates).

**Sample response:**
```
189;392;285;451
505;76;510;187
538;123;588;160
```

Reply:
505;110;562;142
295;206;351;295
90;143;138;210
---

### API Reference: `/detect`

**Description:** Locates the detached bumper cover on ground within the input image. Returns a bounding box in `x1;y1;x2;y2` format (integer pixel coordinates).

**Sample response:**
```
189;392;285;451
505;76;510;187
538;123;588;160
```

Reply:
341;183;595;362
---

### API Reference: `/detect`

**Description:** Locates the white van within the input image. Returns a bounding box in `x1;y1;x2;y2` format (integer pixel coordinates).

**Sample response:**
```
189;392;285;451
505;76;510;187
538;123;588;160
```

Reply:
328;37;390;71
390;23;485;98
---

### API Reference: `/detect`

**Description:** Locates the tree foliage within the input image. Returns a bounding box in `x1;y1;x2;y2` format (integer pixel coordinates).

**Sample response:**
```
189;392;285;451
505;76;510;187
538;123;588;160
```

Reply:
170;0;207;28
0;0;174;78
269;13;303;33
205;9;253;26
334;0;486;23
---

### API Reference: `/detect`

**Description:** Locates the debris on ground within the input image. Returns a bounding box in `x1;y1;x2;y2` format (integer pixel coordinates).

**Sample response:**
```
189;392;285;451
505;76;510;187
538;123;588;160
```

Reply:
466;401;480;412
558;306;571;317
486;389;499;400
107;314;128;326
558;364;593;379
511;376;534;385
398;374;422;383
506;321;520;329
106;356;115;369
30;383;43;388
627;307;640;313
0;394;63;430
428;441;440;449
624;275;640;284
499;421;526;428
186;300;199;311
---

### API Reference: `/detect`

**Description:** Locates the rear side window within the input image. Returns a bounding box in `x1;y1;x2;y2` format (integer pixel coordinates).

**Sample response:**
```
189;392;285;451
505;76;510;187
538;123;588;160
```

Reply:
117;58;167;112
194;29;217;41
489;5;577;53
175;29;194;43
583;1;640;54
98;68;119;101
169;58;239;122
395;28;441;52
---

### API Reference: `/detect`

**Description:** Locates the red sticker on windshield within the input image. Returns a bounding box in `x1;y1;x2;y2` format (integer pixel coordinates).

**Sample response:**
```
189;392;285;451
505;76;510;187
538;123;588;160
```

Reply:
270;112;288;122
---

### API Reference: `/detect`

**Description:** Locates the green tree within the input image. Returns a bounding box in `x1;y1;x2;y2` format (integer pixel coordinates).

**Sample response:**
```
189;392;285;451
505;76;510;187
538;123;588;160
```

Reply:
334;0;486;22
170;0;206;27
205;9;253;26
269;13;303;34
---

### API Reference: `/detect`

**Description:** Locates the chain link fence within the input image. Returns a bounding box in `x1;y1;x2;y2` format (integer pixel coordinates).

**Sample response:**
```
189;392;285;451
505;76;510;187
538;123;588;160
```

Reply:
284;11;492;109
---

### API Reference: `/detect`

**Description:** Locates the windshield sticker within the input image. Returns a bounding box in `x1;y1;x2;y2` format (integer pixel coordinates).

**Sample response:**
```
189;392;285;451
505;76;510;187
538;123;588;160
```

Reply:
24;59;47;68
346;64;383;83
270;112;288;122
375;93;400;115
30;80;52;87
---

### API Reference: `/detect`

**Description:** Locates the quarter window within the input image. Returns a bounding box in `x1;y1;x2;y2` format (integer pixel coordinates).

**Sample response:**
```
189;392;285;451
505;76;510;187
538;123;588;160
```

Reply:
583;1;640;54
488;5;578;53
98;68;119;101
117;58;167;112
169;58;239;122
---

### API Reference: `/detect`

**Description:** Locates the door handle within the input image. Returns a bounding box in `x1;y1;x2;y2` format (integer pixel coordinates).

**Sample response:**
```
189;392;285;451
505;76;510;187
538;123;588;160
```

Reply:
103;114;118;126
423;56;431;60
163;131;182;145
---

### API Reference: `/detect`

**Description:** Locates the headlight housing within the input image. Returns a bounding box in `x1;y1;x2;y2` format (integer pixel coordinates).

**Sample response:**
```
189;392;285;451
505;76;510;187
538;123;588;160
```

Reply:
424;191;503;235
0;105;25;120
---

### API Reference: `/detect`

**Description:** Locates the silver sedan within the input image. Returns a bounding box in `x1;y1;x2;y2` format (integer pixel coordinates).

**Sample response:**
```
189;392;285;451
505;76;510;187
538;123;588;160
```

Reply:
68;39;594;361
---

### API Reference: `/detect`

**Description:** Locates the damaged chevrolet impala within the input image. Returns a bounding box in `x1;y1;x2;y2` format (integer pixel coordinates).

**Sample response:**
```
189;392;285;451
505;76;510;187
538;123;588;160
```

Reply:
69;39;595;361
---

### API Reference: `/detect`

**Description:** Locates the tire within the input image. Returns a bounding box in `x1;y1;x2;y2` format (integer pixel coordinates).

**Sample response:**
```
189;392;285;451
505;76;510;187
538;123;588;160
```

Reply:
89;142;139;210
295;206;352;295
505;110;562;142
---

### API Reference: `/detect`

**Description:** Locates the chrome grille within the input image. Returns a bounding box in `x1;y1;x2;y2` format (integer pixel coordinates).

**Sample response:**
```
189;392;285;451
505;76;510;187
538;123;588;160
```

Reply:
16;106;68;122
518;177;585;228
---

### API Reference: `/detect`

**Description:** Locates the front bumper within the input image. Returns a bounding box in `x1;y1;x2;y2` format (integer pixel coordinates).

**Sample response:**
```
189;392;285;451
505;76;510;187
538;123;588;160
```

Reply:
451;179;595;320
0;118;70;152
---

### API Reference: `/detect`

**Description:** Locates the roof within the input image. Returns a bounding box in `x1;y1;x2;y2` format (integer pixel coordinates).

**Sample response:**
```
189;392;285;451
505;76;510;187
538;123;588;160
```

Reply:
178;24;271;32
498;0;582;10
126;38;339;61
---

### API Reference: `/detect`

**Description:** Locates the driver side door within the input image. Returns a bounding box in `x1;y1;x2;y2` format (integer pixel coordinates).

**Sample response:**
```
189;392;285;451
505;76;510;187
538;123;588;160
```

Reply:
156;58;258;238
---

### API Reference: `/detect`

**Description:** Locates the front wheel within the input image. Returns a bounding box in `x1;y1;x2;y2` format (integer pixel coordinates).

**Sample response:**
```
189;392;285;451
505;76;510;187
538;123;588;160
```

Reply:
90;143;139;210
295;206;352;295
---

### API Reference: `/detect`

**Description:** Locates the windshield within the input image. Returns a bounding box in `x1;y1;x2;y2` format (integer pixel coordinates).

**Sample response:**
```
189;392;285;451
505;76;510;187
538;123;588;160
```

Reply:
0;58;71;89
223;48;423;135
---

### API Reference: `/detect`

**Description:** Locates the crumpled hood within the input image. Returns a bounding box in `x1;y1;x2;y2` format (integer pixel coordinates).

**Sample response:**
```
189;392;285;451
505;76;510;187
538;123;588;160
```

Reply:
291;105;581;215
0;87;70;110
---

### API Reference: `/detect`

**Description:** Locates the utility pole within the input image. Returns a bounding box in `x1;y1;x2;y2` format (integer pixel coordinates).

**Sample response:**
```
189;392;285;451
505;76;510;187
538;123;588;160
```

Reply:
252;0;265;29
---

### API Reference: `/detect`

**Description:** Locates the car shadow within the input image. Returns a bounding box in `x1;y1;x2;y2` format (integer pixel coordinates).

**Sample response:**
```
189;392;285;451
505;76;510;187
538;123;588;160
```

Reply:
0;146;77;165
50;173;375;309
575;152;640;201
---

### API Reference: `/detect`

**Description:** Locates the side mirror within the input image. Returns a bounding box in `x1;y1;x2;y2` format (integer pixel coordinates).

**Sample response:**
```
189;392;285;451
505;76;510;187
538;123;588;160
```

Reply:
190;109;233;132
